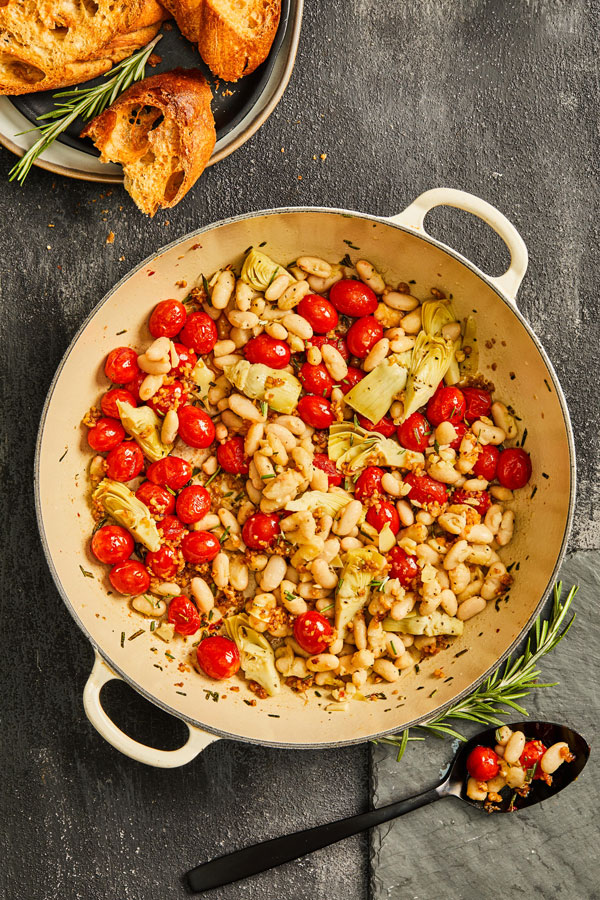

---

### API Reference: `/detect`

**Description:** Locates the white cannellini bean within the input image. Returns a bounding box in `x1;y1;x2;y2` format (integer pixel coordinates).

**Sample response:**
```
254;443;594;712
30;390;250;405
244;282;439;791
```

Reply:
363;338;390;372
212;552;230;589
228;309;259;329
400;308;422;333
311;466;329;492
274;415;306;435
457;595;486;621
230;327;252;348
265;322;288;340
137;354;171;375
540;742;571;774
228;393;265;422
381;472;403;496
463;477;489;491
244;422;265;456
213;339;237;358
311;558;338;589
190;577;215;613
373;658;400;682
504;730;526;764
264;273;292;301
235;279;255;310
221;409;244;430
428;458;461;484
464;523;494;544
229;558;249;591
202;455;218;475
307;266;343;293
340;536;362;551
139;373;164;401
490;485;514;501
449;563;470;594
389;335;416;353
306;654;339;672
278;279;311;310
396;499;415;527
333;499;363;536
154;581;181;596
161;409;179;445
320;343;348;381
383;291;419;311
211;270;235;309
496;510;515;546
145;336;171;361
440;588;458;616
356;259;385;294
496;726;513;746
505;766;526;788
472;420;506;445
259;555;287;592
443;540;470;570
297;256;332;278
132;595;167;617
491;401;518;439
466;777;488;802
213;353;243;370
282;313;313;340
306;345;322;365
441;321;461;342
484;504;503;535
218;507;240;534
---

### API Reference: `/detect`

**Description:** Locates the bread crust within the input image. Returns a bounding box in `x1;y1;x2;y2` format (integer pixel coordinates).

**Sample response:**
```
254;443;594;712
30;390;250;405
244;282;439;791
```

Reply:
81;68;215;216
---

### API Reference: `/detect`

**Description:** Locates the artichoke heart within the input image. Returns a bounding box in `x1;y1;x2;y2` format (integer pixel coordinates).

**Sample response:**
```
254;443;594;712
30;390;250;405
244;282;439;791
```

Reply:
116;400;172;462
345;352;411;423
401;332;455;422
421;298;456;336
383;612;464;637
93;478;161;552
223;360;301;414
328;422;423;474
335;547;387;637
223;614;280;696
286;490;352;516
240;248;287;292
190;359;215;406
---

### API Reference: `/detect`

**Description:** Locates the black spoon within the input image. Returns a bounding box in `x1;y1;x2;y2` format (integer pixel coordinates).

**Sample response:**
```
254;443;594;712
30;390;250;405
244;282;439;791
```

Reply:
185;721;589;894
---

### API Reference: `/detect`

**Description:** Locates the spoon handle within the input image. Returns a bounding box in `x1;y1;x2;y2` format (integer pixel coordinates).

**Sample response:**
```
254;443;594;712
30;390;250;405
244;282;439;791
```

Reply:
186;785;443;892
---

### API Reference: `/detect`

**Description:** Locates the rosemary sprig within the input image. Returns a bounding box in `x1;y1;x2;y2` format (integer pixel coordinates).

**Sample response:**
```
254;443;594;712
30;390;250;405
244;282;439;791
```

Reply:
9;35;162;185
377;582;576;761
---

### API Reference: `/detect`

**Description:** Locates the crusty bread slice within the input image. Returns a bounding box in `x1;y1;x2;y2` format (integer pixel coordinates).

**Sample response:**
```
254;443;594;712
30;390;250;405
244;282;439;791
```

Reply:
162;0;281;81
81;68;215;216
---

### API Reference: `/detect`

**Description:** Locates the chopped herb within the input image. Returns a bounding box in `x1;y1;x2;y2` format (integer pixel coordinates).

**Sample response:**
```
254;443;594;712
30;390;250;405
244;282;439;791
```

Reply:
202;274;211;299
319;602;335;613
261;473;276;479
433;439;441;453
314;690;322;697
120;631;125;648
165;651;175;660
150;621;156;632
115;329;127;335
205;466;221;486
343;239;360;249
353;414;360;427
153;663;163;671
428;689;438;699
390;640;398;655
266;266;280;287
267;713;281;718
219;526;232;544
92;517;108;534
408;279;416;285
192;467;202;478
165;486;176;496
243;698;254;706
59;449;68;462
128;629;144;641
543;378;552;392
415;664;420;673
260;400;268;418
520;428;528;447
222;491;234;498
176;690;187;696
339;253;352;267
259;241;267;248
542;472;549;479
79;565;94;578
455;648;469;658
530;485;538;499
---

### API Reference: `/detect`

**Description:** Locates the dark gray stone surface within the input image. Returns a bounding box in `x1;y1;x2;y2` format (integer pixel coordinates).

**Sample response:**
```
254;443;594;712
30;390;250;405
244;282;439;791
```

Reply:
1;0;599;898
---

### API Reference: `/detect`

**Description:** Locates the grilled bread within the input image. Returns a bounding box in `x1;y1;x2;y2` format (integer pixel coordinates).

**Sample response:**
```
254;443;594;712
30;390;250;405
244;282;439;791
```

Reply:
162;0;281;81
81;68;215;216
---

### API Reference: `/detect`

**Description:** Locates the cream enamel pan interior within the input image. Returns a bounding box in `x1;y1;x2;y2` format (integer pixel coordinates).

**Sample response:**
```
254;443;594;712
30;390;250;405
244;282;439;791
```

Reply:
35;189;575;767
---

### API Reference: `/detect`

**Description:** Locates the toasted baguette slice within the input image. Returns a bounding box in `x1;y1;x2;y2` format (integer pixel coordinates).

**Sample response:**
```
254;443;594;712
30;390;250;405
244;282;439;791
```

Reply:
81;68;215;216
163;0;281;81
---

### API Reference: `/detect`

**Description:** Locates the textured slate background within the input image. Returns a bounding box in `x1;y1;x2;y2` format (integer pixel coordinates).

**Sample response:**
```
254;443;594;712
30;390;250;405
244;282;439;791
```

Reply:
1;0;599;898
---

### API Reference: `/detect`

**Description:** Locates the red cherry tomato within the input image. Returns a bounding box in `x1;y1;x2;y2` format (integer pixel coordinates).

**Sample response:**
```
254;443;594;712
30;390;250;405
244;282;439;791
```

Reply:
145;545;180;579
357;413;396;437
87;417;125;452
397;412;432;453
101;388;137;419
474;445;500;480
462;387;492;423
313;453;343;487
181;530;220;564
452;489;491;516
197;636;241;679
426;385;466;426
147;381;187;416
157;515;187;544
387;546;419;586
91;525;134;565
297;395;334;429
339;365;364;394
147;456;192;491
168;595;201;636
299;362;334;397
366;501;400;534
135;481;175;516
175;485;211;524
309;335;349;361
242;512;280;549
127;370;147;403
105;347;140;385
497;448;532;490
354;466;385;501
293;610;333;654
466;746;500;781
520;740;547;774
449;420;468;451
105;442;144;482
296;294;339;333
404;472;448;507
346;316;383;358
149;299;187;338
217;436;250;475
179;311;218;355
171;342;197;377
329;279;378;316
178;405;216;449
109;559;150;595
244;334;291;369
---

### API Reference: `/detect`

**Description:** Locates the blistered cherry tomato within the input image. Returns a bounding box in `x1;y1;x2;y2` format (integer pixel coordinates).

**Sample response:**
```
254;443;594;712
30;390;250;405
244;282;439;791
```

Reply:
197;636;241;679
462;387;492;423
104;347;140;385
466;746;500;781
448;420;468;451
109;559;150;595
171;342;197;377
473;445;499;480
452;489;491;516
91;525;134;565
293;610;333;654
181;530;220;564
309;335;349;361
329;279;378;316
426;385;466;426
297;294;339;333
147;456;192;490
244;334;290;369
397;412;432;453
217;436;250;475
157;515;187;544
135;481;175;516
497;448;532;490
387;546;419;586
105;442;144;482
339;365;364;394
87;417;125;452
404;472;448;506
175;485;211;524
147;381;187;416
313;453;343;487
242;512;280;549
297;395;334;429
357;413;395;437
346;316;383;358
127;370;147;403
366;501;400;534
101;388;137;419
149;299;187;338
145;545;179;579
299;362;334;397
179;311;218;355
168;595;201;636
520;740;547;774
354;466;385;501
178;405;216;449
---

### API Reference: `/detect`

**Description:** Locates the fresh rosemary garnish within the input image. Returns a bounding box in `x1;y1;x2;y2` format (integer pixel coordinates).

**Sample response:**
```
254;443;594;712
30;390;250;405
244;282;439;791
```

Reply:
9;35;161;185
205;466;221;486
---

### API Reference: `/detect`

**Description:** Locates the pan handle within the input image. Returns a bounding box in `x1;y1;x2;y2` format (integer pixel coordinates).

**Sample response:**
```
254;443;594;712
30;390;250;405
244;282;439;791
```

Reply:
83;652;218;767
389;188;528;304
